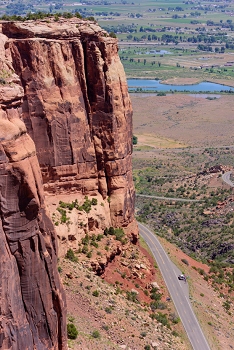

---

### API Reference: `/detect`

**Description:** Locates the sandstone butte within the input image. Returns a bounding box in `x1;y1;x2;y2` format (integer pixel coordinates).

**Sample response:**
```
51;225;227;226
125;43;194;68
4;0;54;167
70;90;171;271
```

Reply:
0;18;136;349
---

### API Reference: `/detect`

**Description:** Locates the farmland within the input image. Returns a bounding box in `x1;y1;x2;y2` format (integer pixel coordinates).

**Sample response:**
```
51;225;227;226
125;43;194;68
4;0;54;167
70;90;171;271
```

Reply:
2;0;234;83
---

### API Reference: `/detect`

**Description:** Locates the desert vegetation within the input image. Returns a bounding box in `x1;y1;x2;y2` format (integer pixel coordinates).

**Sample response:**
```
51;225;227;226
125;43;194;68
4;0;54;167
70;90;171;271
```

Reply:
131;90;234;327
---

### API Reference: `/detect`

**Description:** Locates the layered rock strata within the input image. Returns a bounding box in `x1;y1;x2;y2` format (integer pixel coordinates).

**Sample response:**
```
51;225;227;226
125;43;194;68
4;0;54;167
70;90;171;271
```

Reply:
0;31;67;350
0;16;136;348
3;19;135;228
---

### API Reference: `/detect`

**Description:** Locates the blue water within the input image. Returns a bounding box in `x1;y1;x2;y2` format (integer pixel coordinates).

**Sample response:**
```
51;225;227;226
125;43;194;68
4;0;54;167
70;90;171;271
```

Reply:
127;79;234;92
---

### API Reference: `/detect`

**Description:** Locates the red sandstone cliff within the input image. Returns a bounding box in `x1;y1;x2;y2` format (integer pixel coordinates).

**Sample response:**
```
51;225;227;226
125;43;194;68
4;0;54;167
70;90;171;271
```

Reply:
0;17;136;348
0;30;67;349
3;18;135;229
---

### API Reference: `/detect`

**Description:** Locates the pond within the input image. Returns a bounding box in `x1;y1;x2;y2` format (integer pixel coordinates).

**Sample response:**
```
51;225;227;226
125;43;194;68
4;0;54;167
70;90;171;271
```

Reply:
127;79;234;92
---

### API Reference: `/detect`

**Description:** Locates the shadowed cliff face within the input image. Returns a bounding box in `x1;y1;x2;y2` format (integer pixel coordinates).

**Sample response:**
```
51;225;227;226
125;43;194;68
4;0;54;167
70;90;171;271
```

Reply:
0;32;67;350
3;19;135;228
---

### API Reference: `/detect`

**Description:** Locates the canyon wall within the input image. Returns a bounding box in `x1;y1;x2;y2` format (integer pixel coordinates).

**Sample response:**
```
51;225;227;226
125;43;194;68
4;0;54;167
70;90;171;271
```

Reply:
0;17;136;348
0;30;67;349
3;18;135;229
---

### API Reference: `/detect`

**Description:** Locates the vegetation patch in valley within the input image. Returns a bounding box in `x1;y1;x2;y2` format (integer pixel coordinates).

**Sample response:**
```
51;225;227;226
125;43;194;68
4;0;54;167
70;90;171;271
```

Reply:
133;148;234;319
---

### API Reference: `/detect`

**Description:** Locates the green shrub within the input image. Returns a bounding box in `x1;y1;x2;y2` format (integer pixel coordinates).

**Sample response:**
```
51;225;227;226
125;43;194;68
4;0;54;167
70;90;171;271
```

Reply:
133;135;138;145
67;323;78;339
126;291;139;303
109;227;115;235
109;32;117;38
144;345;151;350
172;330;179;337
82;234;89;245
181;258;189;266
91;198;98;205
68;315;75;323
75;12;82;19
157;302;167;310
65;249;78;263
82;245;89;254
150;290;162;301
155;312;170;328
150;301;159;311
114;228;125;242
80;196;92;213
92;330;100;338
105;307;112;314
96;234;103;241
86;251;92;258
92;290;99;297
86;16;95;21
57;207;68;223
170;313;180;324
63;12;73;19
223;300;231;311
91;241;98;248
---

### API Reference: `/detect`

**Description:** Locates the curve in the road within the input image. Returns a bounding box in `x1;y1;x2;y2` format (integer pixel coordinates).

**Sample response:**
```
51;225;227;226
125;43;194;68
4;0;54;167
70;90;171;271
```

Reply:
221;171;234;187
139;222;211;350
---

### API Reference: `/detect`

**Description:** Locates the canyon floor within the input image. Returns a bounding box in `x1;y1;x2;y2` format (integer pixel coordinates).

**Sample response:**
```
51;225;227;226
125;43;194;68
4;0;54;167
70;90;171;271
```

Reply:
131;93;234;149
131;92;234;349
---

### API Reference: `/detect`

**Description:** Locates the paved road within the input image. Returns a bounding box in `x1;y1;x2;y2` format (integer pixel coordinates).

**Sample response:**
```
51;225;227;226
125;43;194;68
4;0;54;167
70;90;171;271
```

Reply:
222;171;234;187
136;194;203;203
139;223;211;350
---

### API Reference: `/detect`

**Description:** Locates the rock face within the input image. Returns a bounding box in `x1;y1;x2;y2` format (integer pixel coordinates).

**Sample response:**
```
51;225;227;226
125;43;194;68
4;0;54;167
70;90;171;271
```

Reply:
0;31;67;349
3;18;135;228
0;17;136;348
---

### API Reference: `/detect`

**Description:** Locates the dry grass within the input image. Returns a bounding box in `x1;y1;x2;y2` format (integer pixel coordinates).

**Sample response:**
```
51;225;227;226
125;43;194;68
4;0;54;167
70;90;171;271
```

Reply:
132;94;234;148
136;134;188;149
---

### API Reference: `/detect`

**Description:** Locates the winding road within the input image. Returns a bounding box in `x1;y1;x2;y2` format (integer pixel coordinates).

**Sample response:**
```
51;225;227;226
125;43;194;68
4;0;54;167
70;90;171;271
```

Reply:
139;222;211;350
136;194;203;202
222;171;234;187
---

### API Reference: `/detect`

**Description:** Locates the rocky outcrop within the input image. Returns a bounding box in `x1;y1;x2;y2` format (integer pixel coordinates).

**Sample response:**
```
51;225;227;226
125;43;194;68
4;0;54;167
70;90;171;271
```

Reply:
0;17;136;348
0;31;67;350
3;18;135;228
